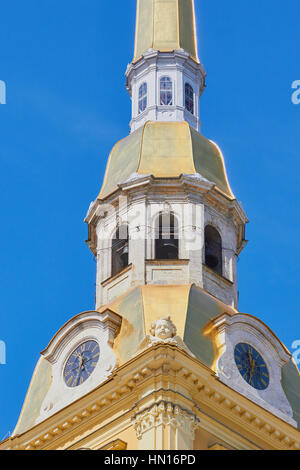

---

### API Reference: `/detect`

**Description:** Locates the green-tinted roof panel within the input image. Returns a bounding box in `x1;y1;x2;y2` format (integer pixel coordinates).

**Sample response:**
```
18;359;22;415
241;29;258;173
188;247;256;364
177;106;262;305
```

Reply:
190;126;233;197
13;357;52;436
178;0;198;60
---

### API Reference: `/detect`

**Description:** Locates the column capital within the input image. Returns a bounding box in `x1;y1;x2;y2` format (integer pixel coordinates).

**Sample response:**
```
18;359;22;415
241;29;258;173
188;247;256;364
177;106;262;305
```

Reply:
132;401;200;440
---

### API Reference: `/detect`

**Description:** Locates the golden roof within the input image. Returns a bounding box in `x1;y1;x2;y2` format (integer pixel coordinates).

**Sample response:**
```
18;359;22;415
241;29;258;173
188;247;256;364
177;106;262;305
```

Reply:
13;284;300;435
102;284;237;366
98;121;234;200
133;0;199;63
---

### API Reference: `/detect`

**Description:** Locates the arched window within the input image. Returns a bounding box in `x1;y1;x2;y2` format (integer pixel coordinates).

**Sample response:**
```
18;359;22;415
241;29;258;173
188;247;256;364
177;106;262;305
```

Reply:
155;212;179;260
111;225;129;277
160;76;173;106
138;82;147;114
185;83;194;114
204;225;222;275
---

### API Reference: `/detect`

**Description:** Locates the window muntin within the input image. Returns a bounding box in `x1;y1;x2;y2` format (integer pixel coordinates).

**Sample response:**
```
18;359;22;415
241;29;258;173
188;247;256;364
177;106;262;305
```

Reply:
160;76;173;106
204;225;222;275
138;82;147;114
185;83;194;114
111;225;129;277
155;212;179;260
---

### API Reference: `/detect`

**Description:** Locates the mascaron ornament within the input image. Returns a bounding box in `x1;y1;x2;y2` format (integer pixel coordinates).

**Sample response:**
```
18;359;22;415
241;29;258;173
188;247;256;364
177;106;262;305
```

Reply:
135;316;195;357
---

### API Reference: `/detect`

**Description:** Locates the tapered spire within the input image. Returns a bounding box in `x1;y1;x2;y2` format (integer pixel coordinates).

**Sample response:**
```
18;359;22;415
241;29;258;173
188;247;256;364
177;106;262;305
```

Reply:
133;0;199;63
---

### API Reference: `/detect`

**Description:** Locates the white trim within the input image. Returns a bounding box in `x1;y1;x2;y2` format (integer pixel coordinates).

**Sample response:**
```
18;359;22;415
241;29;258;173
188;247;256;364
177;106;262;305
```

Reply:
206;313;296;427
126;50;205;132
37;310;122;424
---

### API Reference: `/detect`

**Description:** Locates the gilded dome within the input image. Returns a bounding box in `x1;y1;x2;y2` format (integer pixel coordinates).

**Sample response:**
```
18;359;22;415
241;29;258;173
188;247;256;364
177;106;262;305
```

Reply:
98;121;234;200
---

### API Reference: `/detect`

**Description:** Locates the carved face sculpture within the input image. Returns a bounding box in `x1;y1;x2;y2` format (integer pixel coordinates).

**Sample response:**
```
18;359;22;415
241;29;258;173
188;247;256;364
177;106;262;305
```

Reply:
152;317;176;340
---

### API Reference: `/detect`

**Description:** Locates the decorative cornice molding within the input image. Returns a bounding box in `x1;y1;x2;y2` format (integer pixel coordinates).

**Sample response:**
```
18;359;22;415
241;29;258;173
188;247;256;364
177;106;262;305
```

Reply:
126;49;205;94
204;313;291;362
85;173;247;257
41;309;122;363
3;345;300;450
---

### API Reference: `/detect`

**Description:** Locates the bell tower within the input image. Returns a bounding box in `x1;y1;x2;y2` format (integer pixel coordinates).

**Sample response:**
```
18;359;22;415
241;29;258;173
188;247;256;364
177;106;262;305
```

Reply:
3;0;300;452
85;0;248;310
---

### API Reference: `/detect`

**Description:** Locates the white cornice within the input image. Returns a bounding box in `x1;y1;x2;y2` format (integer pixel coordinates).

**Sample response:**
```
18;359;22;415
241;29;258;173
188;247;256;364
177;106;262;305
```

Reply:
126;49;205;87
85;174;248;257
205;313;291;362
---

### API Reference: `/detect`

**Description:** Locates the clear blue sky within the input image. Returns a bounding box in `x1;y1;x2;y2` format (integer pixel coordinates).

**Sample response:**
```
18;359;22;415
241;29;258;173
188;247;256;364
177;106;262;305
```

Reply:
0;0;300;438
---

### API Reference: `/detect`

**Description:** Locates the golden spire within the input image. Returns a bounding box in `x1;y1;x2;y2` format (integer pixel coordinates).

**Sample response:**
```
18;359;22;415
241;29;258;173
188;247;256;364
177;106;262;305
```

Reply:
133;0;199;63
